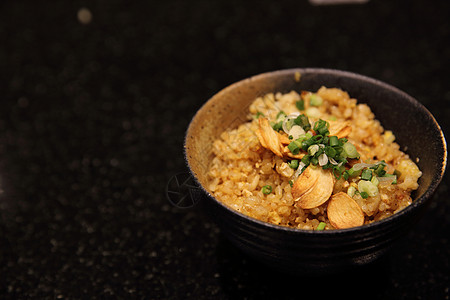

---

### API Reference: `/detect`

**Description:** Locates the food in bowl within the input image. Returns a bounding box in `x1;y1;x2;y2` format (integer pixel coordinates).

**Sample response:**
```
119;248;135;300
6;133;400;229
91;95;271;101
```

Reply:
206;86;422;230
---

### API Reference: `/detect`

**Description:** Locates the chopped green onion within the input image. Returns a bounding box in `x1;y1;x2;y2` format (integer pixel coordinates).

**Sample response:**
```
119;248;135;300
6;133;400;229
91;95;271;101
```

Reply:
282;113;301;133
325;146;337;158
318;126;329;136
343;142;360;159
346;167;361;178
312;134;324;144
276;111;287;122
301;154;311;165
308;144;320;156
288;125;306;140
328;157;339;166
338;138;348;146
332;165;345;179
358;180;378;197
351;163;373;171
329;136;339;147
301;138;313;151
255;112;264;119
318;153;328;166
361;169;373;181
310;94;323;106
313;119;328;132
313;119;330;136
283;119;295;132
261;185;272;195
296;99;305;110
347;186;357;197
288;141;300;155
372;162;387;177
343;171;349;180
336;155;347;165
375;167;386;177
271;121;283;131
381;174;397;184
316;222;326;231
288;160;299;169
305;107;320;118
371;176;379;186
289;180;294;187
393;169;402;178
296;133;312;145
294;114;311;131
360;191;369;199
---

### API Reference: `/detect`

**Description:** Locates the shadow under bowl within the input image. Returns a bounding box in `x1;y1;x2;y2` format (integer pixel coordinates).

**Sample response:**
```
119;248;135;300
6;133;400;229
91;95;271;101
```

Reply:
184;68;447;274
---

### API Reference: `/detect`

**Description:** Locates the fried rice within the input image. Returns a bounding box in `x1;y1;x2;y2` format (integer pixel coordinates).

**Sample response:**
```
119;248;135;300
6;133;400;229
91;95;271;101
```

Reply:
206;87;422;230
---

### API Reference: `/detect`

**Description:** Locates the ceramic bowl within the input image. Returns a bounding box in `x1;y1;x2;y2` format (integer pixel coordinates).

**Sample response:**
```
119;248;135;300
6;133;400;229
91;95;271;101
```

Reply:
184;68;447;273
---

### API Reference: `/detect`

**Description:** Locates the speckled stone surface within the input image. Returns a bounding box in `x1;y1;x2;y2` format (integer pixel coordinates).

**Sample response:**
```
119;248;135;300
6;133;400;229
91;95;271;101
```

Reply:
0;0;449;299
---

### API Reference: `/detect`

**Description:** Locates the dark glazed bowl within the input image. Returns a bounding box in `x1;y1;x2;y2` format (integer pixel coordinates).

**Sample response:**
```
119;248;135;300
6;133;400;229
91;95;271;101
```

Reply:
184;68;447;273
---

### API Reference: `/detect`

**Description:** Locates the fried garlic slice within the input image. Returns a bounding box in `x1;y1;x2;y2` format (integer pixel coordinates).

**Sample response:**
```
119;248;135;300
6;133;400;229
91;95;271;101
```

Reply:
255;118;283;157
327;192;364;229
293;166;334;209
277;132;291;145
328;120;352;139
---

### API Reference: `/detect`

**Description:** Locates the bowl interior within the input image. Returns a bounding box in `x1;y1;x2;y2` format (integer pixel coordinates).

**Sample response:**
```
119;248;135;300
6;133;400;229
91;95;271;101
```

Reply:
185;68;447;227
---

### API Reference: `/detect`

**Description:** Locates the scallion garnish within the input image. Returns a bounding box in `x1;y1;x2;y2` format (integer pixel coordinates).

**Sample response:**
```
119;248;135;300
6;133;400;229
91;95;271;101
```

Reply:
318;153;328;166
373;164;386;176
329;136;339;147
261;185;272;195
255;112;264;119
271;121;283;131
332;165;345;179
282;117;361;178
313;119;329;133
301;154;311;165
305;107;320;118
309;94;323;106
276;111;287;122
358;180;378;197
393;169;402;178
282;113;300;133
361;169;373;181
380;174;397;184
296;99;305;110
288;141;300;155
294;114;311;132
316;222;326;231
325;146;337;158
308;144;320;156
371;176;379;186
285;115;359;180
288;125;306;140
342;142;359;159
288;160;299;169
347;186;356;197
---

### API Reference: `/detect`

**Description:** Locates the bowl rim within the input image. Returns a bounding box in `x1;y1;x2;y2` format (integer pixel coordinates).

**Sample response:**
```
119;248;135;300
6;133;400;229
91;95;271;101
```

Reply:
185;68;447;235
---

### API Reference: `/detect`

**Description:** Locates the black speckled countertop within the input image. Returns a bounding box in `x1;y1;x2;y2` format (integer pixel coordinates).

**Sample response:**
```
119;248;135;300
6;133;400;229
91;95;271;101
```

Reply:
1;0;449;298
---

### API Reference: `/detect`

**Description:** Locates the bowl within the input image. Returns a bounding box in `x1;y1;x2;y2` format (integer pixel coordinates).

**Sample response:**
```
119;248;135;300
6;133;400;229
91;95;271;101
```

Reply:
184;68;447;273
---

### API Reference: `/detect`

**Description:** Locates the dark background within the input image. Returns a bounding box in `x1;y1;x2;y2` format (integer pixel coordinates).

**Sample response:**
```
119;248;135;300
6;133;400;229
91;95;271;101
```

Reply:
0;0;449;298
